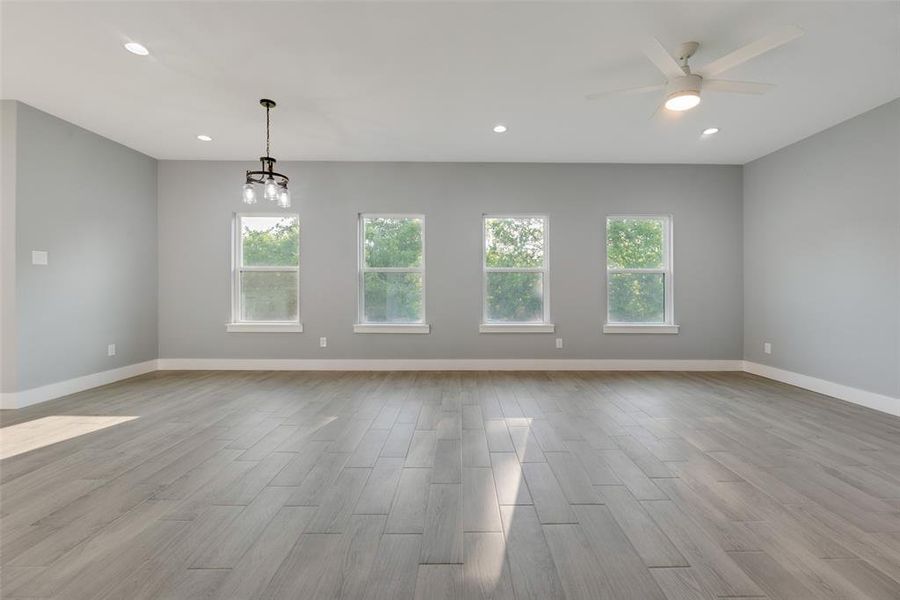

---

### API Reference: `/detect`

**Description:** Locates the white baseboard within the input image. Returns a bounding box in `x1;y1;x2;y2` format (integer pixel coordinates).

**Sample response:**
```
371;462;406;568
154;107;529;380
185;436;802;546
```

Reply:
5;358;896;419
0;360;158;410
742;361;900;417
0;358;740;410
156;358;743;372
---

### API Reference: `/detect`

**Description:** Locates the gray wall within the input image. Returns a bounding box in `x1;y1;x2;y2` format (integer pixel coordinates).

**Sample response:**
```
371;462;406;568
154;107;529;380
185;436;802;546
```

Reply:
14;103;158;390
158;162;743;360
744;99;900;398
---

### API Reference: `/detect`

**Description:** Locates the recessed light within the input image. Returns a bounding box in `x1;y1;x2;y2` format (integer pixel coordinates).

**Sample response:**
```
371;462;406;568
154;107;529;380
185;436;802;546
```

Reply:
701;127;720;136
197;134;213;142
124;42;150;56
492;124;507;133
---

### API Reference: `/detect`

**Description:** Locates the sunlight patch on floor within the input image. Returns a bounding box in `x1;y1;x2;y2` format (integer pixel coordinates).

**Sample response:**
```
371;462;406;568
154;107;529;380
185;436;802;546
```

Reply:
488;424;528;592
0;415;138;459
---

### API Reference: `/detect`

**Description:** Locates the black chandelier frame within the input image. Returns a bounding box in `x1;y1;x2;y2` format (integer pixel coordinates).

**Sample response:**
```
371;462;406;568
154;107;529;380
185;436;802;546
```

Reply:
245;99;289;188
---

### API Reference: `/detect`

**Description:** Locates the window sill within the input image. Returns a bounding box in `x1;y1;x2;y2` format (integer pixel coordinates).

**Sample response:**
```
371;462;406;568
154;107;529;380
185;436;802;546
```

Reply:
353;323;431;334
603;323;679;334
479;323;556;334
226;323;303;333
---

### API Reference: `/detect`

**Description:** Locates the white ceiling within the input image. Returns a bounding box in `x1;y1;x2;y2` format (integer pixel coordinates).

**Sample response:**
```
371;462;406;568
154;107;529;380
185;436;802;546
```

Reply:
2;1;898;163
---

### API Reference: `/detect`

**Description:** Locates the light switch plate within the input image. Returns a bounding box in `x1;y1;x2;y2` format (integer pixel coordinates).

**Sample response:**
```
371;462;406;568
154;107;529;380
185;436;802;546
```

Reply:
319;337;327;348
555;338;563;349
108;344;116;356
764;342;772;354
32;250;48;265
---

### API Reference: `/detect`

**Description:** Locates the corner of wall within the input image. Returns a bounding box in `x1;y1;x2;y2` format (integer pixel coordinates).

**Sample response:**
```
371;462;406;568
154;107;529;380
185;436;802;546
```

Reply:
155;159;163;365
0;100;18;394
11;101;160;395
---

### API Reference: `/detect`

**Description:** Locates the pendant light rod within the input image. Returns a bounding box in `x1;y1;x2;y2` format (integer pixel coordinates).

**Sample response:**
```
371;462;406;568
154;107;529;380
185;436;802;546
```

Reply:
244;98;288;185
261;98;275;158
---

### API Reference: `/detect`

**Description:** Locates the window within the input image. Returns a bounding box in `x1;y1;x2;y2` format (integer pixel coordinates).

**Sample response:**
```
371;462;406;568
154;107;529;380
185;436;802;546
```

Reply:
481;215;553;333
355;215;429;333
604;215;677;333
228;214;301;332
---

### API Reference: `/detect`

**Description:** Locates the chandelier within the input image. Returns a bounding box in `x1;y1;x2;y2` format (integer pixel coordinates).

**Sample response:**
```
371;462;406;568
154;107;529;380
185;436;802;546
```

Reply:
242;99;290;207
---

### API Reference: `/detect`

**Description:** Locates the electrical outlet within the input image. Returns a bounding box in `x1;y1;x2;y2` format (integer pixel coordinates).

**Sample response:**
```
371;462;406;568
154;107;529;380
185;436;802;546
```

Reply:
107;343;116;356
32;250;48;265
555;338;563;349
764;342;772;355
319;337;327;348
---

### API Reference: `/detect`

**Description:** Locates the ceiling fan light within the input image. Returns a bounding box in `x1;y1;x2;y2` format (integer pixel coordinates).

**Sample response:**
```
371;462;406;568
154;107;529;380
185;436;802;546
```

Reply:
664;92;701;111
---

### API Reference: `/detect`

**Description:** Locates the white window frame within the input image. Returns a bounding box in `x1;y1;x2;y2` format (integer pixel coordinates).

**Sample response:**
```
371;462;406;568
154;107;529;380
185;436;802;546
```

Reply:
603;214;678;334
355;213;429;334
480;214;554;333
227;213;302;333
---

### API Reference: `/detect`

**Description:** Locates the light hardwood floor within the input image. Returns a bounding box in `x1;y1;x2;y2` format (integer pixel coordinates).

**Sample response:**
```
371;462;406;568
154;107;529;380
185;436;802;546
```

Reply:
2;370;900;599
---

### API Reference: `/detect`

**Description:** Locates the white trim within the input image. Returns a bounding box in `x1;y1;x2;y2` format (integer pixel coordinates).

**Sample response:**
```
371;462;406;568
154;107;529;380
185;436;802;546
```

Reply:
742;361;900;417
0;360;158;410
5;358;895;419
226;322;303;333
354;323;430;334
479;323;556;334
157;358;740;372
603;324;679;334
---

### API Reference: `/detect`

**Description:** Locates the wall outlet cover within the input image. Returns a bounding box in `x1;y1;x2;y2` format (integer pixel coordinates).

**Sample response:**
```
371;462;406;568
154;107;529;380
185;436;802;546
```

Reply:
555;338;563;349
32;250;48;265
107;343;116;356
764;342;772;354
319;337;327;348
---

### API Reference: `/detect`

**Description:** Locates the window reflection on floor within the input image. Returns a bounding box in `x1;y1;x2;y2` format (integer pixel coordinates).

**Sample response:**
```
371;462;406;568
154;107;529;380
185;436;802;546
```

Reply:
0;415;138;459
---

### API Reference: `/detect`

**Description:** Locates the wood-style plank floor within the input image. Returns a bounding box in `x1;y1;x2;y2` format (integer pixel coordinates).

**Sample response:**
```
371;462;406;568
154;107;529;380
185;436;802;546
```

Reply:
2;370;900;599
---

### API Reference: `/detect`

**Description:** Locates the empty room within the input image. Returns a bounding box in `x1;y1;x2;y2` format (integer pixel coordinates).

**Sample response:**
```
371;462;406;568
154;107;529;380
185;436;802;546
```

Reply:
1;1;899;599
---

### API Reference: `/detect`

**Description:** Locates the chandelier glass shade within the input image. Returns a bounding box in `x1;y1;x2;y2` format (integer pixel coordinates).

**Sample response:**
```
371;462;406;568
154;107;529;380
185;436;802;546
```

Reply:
242;99;290;207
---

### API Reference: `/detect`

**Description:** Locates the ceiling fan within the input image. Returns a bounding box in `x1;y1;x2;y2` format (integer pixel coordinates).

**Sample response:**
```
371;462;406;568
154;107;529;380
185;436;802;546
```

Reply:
587;26;804;112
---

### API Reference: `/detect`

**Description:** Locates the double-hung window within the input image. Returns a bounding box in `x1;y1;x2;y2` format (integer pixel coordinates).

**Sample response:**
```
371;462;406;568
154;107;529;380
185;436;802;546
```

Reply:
355;215;429;333
228;213;301;332
604;215;677;333
480;215;554;333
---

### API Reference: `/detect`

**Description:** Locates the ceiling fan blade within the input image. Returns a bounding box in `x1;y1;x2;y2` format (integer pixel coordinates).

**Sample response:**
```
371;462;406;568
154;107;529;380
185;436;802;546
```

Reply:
703;79;775;94
586;84;665;100
642;38;685;80
701;25;804;77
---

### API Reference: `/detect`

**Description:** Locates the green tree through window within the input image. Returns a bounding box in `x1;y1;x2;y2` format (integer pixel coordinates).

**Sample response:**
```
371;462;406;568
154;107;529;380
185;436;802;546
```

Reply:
606;217;669;324
243;218;299;266
237;215;299;322
360;216;424;323
484;217;547;323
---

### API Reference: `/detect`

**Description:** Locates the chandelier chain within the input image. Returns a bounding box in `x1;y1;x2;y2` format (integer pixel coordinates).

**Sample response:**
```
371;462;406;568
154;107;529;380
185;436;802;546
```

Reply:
266;104;271;158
